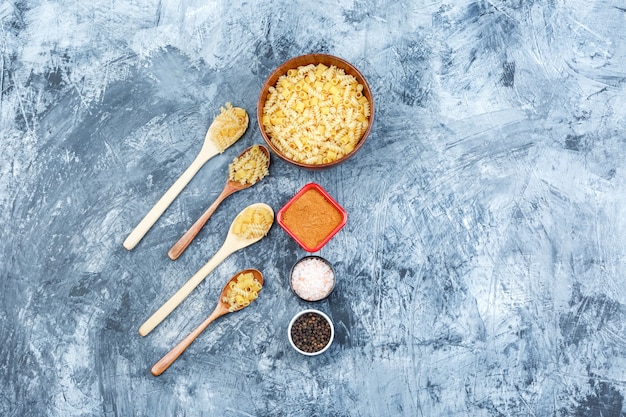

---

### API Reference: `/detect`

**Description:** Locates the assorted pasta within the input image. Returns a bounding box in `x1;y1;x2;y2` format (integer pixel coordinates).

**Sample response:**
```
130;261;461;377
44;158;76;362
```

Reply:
209;103;249;152
261;63;370;164
231;205;274;240
222;271;263;312
228;145;269;185
141;62;369;349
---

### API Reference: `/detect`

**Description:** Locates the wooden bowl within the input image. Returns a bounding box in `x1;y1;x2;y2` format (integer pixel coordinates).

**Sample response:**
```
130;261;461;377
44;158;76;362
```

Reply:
257;54;374;170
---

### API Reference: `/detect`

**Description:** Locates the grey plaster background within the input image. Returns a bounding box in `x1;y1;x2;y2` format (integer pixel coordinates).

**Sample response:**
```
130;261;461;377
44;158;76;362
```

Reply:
2;0;626;416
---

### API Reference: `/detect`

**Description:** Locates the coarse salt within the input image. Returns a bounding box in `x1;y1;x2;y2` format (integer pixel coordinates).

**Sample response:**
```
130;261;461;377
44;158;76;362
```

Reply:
290;257;335;301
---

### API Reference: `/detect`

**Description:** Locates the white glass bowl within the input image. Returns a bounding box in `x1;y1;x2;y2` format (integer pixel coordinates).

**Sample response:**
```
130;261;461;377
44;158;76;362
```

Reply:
287;309;335;356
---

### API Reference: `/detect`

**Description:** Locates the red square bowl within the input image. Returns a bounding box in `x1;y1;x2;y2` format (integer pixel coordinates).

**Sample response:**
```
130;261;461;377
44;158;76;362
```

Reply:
277;183;347;252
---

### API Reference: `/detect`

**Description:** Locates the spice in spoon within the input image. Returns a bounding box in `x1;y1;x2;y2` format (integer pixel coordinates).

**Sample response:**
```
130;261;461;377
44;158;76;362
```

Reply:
228;144;270;185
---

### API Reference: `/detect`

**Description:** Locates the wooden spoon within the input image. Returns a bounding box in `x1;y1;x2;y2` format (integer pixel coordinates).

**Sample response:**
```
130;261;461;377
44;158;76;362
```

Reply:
168;145;270;260
138;203;273;336
123;104;248;250
150;268;263;376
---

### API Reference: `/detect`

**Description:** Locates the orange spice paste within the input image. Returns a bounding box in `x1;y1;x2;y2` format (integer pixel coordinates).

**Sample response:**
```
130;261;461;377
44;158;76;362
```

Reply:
282;188;343;249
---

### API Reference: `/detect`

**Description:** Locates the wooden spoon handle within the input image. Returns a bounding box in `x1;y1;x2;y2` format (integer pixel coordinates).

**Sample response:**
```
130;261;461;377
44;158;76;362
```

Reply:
150;306;226;376
138;245;230;336
168;185;237;260
123;155;208;251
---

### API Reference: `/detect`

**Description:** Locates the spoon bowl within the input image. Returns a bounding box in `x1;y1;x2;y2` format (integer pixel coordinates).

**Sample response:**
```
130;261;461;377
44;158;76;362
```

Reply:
123;104;248;250
139;203;274;336
150;269;263;376
168;145;270;260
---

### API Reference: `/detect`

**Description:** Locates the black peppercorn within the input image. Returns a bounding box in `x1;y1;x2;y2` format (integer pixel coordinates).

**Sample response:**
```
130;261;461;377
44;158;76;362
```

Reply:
290;312;332;354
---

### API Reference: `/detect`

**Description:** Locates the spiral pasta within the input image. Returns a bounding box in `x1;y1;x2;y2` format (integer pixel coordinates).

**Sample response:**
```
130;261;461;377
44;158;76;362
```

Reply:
228;145;269;186
262;63;370;164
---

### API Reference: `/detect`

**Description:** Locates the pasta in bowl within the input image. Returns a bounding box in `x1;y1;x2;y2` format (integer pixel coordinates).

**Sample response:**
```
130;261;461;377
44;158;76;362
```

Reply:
257;54;374;169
